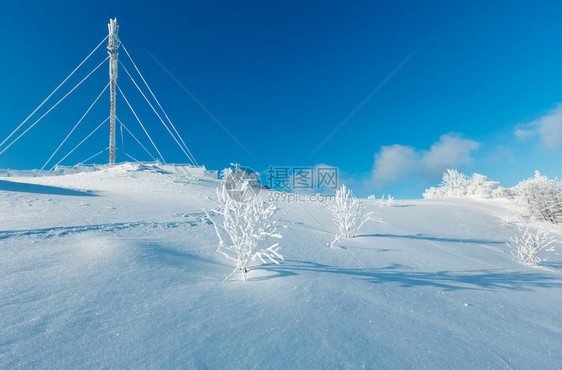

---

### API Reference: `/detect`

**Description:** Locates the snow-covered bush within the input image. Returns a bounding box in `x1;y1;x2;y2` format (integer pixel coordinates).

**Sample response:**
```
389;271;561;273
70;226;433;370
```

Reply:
328;185;373;247
512;171;562;224
424;169;507;199
507;226;555;266
206;185;283;282
464;173;506;198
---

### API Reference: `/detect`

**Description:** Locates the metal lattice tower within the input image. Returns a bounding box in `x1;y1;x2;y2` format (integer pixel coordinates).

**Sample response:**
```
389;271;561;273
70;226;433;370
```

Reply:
107;18;120;165
0;17;199;169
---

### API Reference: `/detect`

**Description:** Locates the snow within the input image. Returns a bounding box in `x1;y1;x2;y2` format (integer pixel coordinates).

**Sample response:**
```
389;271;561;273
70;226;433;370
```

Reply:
1;163;561;368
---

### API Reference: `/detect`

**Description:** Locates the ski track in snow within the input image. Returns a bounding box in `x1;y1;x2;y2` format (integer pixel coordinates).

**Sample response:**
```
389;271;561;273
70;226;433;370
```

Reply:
0;214;211;241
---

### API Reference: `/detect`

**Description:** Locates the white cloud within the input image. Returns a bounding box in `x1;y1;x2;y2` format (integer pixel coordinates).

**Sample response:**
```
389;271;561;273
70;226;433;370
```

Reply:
371;134;480;183
421;134;480;175
515;104;562;149
514;127;535;140
372;144;417;181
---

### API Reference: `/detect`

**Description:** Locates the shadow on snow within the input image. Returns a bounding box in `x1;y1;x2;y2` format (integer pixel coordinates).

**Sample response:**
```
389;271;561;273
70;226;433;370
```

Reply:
0;180;97;197
134;242;229;268
356;233;505;245
250;260;561;291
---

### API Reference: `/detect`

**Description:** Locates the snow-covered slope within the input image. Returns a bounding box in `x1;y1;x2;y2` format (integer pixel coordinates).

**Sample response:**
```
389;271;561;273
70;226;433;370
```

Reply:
1;164;561;368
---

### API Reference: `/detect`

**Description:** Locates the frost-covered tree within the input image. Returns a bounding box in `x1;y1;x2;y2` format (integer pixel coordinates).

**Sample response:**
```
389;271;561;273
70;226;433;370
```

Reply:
424;169;466;198
442;169;469;192
328;185;374;247
220;167;233;180
507;226;555;266
206;185;283;282
513;171;562;224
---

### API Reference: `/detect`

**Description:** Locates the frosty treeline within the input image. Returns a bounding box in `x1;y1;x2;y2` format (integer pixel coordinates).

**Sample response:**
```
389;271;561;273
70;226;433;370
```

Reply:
425;169;562;224
424;169;508;199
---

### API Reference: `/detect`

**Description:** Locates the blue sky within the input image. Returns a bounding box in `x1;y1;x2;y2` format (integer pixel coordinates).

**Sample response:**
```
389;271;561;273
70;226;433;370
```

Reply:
1;0;562;197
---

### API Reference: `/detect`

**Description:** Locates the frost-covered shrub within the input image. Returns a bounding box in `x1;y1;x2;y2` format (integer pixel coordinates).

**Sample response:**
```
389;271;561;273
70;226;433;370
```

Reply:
422;186;442;199
424;169;508;199
465;173;502;198
386;195;395;207
206;185;283;282
367;194;395;207
512;172;562;224
507;226;555;266
379;195;394;207
328;185;373;247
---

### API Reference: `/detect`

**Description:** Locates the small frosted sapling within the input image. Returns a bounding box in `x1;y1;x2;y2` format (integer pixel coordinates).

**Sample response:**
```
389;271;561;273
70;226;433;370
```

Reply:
328;184;380;247
206;185;283;282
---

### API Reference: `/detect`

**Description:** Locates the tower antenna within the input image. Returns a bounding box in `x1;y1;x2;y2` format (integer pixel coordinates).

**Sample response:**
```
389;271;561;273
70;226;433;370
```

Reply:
107;18;120;165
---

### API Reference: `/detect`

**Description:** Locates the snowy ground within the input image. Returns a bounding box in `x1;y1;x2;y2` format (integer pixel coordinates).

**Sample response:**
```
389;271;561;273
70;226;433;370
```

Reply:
1;163;561;368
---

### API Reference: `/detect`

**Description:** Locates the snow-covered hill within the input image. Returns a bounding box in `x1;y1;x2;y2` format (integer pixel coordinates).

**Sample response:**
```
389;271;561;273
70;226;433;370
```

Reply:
1;163;561;368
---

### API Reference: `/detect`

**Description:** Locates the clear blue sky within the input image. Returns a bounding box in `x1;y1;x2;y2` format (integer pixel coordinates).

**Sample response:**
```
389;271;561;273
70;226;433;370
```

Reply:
1;0;562;197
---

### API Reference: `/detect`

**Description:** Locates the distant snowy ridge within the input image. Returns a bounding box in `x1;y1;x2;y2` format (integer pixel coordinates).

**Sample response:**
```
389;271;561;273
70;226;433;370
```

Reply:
0;161;218;179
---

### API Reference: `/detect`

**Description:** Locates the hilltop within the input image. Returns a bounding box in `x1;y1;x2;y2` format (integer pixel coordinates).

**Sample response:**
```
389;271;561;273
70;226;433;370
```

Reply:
1;163;561;368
